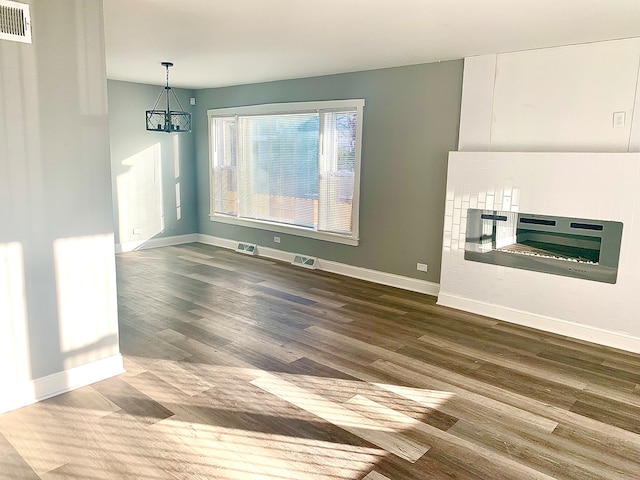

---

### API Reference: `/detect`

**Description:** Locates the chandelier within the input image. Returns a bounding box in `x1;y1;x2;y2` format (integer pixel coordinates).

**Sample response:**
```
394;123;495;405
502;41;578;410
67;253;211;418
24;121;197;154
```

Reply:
145;62;192;133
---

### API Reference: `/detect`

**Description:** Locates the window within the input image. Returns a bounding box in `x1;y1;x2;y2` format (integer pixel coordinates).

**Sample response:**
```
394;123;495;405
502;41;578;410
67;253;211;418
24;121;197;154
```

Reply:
208;100;364;245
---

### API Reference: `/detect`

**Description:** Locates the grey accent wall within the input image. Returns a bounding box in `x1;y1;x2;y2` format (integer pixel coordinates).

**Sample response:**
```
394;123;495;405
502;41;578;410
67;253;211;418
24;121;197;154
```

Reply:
107;80;198;246
194;61;463;282
0;0;119;383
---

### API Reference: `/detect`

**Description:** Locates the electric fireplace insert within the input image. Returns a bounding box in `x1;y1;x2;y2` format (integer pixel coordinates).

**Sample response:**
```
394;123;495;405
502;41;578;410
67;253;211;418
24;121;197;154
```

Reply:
464;209;623;284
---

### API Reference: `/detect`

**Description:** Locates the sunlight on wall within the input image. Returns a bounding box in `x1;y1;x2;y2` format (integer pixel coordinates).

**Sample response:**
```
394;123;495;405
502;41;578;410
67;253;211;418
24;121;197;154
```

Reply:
54;234;119;370
116;143;163;247
173;134;181;220
0;242;31;388
175;183;182;220
173;134;180;179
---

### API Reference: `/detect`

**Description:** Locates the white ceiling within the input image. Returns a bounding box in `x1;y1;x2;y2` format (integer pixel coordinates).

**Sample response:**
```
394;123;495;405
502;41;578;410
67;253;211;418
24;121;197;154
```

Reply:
103;0;640;90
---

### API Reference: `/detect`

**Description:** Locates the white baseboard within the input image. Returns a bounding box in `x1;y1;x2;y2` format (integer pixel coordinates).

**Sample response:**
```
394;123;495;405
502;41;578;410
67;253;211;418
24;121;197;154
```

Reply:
251;244;293;263
437;292;640;354
319;259;439;295
197;234;240;251
198;234;440;296
114;233;640;352
0;354;124;415
116;234;199;254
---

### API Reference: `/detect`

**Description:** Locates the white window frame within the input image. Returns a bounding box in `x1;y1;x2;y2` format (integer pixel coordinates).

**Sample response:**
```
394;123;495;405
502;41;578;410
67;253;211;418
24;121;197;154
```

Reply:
207;99;365;246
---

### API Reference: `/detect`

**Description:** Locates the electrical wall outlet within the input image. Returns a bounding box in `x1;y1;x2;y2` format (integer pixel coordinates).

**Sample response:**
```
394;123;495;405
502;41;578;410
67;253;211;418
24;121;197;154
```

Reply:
274;236;281;243
133;228;142;235
417;263;428;272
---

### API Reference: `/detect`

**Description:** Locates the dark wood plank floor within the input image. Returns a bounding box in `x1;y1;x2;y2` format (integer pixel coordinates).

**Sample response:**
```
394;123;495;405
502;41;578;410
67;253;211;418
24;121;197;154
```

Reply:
2;242;640;479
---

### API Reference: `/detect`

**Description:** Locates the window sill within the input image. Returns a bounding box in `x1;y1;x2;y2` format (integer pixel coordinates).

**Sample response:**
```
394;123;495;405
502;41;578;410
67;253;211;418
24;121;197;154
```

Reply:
209;214;359;246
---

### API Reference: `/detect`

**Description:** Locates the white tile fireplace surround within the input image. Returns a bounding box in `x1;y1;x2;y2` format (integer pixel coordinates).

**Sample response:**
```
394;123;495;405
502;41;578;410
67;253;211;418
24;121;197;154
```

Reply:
438;151;640;353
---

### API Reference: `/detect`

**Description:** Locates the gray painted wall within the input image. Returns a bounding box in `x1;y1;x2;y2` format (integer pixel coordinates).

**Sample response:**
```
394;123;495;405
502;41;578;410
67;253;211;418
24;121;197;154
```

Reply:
108;80;198;245
194;61;463;282
0;0;119;381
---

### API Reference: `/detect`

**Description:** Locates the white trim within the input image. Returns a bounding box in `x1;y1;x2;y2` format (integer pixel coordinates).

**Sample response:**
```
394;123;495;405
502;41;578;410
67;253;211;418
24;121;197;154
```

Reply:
255;244;296;262
197;233;239;251
208;214;359;246
197;234;439;296
207;99;365;117
437;293;640;354
116;233;198;254
350;102;364;246
207;99;364;247
0;354;124;415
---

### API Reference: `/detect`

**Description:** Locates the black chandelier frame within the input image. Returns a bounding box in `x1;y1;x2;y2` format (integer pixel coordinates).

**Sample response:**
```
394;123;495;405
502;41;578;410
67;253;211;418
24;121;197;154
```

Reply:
145;62;192;133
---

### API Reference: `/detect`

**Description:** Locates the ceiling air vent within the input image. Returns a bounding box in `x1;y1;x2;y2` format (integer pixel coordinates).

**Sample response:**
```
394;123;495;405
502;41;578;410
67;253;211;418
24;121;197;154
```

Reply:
0;0;31;44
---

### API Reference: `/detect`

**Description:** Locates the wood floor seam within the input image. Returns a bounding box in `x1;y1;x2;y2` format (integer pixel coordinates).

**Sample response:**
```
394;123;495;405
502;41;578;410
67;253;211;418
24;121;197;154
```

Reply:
2;243;639;480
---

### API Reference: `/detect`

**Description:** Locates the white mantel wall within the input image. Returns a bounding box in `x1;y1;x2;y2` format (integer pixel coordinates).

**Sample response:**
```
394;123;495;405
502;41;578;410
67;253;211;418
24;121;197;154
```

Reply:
440;38;640;353
459;37;640;153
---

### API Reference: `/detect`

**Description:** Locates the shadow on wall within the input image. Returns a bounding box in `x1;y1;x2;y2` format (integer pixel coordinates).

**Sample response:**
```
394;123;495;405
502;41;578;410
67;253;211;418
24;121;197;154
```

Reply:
113;135;184;252
107;79;196;252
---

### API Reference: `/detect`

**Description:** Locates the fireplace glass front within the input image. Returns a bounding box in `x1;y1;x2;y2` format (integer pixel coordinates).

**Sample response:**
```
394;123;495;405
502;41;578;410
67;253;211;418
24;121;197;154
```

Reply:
464;209;623;283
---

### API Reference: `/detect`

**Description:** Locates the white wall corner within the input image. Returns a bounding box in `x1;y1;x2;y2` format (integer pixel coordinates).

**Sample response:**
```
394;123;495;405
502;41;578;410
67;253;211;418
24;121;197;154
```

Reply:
629;58;640;152
0;354;124;415
458;54;497;151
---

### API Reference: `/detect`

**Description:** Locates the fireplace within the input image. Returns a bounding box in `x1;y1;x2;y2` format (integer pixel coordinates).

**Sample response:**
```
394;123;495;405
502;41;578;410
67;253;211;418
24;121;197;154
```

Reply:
439;151;640;353
465;209;623;284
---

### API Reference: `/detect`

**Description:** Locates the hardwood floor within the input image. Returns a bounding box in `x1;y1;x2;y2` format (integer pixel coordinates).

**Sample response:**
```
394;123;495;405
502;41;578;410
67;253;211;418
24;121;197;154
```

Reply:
2;242;640;479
